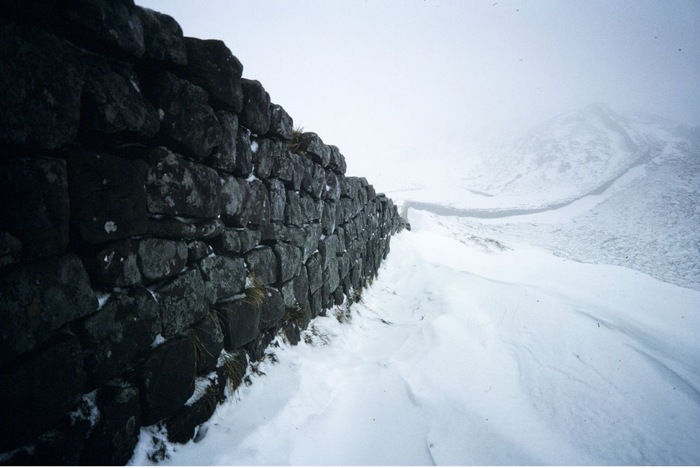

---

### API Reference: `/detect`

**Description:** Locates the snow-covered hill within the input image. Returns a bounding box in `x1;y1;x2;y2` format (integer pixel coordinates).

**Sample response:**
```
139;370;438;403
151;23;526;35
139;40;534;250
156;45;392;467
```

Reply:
129;106;700;465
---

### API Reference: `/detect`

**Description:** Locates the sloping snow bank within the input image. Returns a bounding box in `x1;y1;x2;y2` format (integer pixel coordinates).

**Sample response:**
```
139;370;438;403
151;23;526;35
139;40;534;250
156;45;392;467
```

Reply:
130;210;700;465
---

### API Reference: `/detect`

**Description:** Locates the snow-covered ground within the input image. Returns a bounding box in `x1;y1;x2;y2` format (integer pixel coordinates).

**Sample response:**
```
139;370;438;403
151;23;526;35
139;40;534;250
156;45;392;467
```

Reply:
129;106;700;465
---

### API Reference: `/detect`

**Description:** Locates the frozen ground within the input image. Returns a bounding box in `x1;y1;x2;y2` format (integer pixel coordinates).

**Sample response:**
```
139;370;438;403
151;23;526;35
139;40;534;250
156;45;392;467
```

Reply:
130;107;700;465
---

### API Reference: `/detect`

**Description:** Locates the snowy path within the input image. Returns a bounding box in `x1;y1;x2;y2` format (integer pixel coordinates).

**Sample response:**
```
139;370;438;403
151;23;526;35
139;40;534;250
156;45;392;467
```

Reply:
130;209;700;465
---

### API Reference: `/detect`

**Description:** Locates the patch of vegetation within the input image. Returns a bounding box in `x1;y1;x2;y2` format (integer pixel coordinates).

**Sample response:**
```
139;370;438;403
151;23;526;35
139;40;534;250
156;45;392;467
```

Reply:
288;126;305;154
244;272;266;306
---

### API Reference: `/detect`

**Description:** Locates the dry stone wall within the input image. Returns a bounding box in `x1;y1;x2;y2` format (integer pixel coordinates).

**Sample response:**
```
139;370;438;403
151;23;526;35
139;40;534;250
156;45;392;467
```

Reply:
0;1;404;464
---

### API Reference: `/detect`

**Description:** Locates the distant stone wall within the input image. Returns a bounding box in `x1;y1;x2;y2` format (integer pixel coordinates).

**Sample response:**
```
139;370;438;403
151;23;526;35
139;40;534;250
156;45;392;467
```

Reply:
0;1;403;464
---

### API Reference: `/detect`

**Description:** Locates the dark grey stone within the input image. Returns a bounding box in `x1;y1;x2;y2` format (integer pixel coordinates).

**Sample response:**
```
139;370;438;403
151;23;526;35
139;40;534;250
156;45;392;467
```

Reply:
324;171;341;202
322;201;338;235
328;145;347;175
240;79;271;135
272;149;304;190
259;287;285;329
136;6;187;65
78;286;160;389
267;104;294;140
0;333;85;452
79;381;141;465
207;111;238;173
0;22;85;150
146;147;222;219
136;335;196;426
187;240;212;266
57;0;145;59
302;163;326;200
301;224;322;263
297;133;331;167
215;299;261;350
234;178;270;228
212;228;261;255
273;242;302;284
306;253;323;294
0;156;69;259
0;231;22;267
67;150;149;244
146;71;222;161
83;239;141;288
137;238;188;282
184;37;244;112
234;127;254;177
245;247;277;286
266;178;287;222
0;254;97;366
253;138;281;179
165;378;219;444
284;190;305;227
200;255;246;301
157;269;210;337
81;59;159;139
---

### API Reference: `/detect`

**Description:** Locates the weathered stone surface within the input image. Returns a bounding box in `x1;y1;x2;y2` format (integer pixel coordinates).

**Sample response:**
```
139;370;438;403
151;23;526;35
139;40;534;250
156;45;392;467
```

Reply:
146;71;222;161
240;79;271;135
267;104;293;140
323;171;341;202
187;240;212;266
302;163;326;200
251;137;275;179
328;145;347;175
215;299;261;350
166;378;219;444
83;239;141;288
146;147;222;219
137;6;187;65
79;381;141;465
245;247;277;285
272;149;304;191
57;0;145;59
191;313;224;374
302;224;322;263
273;242;302;284
220;175;243;225
82;59;159;139
297;132;331;167
184;37;244;112
212;228;261;255
0;333;85;451
0;156;69;259
306;252;323;294
207;110;238;172
67;150;149;244
0;231;22;267
77;287;160;389
0;254;96;366
157;269;210;337
0;22;85;150
137;238;188;282
234;178;270;227
284;190;304;227
322;201;338;235
200;255;246;301
301;193;322;223
136;335;195;426
293;267;311;316
259;287;285;329
234;127;254;177
266;178;287;222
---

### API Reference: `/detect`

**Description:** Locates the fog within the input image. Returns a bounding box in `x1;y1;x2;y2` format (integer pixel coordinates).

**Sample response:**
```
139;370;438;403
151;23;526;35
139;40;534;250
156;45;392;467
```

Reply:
136;0;700;179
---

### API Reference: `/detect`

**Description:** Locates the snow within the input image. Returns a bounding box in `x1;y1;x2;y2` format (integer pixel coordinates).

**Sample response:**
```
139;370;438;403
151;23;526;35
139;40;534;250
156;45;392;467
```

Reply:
129;106;700;465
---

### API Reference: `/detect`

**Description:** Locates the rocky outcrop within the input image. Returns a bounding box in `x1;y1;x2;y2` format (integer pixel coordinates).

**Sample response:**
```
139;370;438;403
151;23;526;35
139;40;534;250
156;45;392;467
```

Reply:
0;0;404;464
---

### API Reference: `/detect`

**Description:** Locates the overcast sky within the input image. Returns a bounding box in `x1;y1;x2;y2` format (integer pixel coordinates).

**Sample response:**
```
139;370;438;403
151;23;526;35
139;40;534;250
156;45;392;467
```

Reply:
136;0;699;177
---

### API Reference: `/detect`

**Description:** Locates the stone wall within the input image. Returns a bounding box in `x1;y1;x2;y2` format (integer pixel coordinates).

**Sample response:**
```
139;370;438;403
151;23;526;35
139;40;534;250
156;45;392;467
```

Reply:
0;1;403;464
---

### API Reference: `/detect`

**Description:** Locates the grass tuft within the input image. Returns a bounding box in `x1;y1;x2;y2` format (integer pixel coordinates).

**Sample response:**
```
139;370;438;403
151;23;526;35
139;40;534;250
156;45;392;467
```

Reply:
288;126;305;153
244;272;267;306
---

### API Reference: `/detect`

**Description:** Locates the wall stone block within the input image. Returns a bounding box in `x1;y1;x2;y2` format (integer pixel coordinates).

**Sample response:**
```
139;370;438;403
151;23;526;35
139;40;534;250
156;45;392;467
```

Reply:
245;247;278;286
146;147;222;219
157;269;210;337
67;150;149;244
207;110;238;172
84;239;142;288
137;238;188;283
0;333;85;451
136;6;187;66
137;335;196;426
200;255;246;301
0;254;96;365
190;313;224;375
0;156;69;260
77;286;160;389
0;21;85;150
184;37;244;112
240;79;271;135
146;71;222;161
216;299;261;350
212;228;261;255
259;287;285;330
268;104;294;140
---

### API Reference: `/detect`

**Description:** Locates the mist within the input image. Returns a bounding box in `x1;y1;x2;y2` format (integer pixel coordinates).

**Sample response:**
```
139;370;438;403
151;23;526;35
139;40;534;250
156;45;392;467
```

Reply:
136;0;700;180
